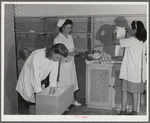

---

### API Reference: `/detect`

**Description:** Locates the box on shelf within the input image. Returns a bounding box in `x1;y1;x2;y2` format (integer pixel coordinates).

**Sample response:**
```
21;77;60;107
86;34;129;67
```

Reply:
36;82;74;115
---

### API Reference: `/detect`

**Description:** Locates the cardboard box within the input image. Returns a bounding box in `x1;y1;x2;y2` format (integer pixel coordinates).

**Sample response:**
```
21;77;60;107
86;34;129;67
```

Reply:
36;83;74;115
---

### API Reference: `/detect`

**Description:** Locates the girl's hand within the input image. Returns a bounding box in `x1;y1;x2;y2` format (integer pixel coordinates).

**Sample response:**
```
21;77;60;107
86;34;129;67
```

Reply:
69;51;76;56
49;87;55;94
41;84;45;90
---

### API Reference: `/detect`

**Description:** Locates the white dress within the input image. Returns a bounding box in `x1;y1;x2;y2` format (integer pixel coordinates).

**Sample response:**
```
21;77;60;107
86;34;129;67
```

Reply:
119;37;147;83
16;48;59;103
54;33;79;91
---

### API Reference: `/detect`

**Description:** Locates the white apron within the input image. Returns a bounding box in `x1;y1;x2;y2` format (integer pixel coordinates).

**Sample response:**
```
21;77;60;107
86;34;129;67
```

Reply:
54;33;79;91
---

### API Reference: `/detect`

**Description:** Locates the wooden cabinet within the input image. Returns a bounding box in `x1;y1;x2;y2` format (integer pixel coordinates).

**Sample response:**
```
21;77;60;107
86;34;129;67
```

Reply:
86;62;135;110
86;62;141;111
86;63;114;109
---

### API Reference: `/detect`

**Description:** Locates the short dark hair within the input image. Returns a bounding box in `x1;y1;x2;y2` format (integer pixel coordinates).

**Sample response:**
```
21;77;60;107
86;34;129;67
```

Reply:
59;19;73;33
131;20;147;42
46;43;69;58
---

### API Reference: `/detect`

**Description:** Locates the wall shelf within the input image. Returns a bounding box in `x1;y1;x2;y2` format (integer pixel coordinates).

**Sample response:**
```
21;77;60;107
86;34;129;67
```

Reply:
15;16;93;76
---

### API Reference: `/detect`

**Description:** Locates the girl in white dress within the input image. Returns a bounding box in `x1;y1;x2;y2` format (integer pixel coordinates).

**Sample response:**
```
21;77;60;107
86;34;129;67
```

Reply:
54;19;81;106
16;43;68;113
115;20;147;115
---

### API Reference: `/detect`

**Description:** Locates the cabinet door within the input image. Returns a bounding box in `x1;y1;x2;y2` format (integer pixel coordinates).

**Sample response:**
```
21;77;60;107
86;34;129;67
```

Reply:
112;67;133;110
86;65;112;108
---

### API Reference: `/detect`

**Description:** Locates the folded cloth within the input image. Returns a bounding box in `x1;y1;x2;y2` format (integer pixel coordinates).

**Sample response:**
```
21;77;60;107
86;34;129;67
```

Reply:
99;52;122;64
116;26;126;39
99;52;112;64
85;59;99;64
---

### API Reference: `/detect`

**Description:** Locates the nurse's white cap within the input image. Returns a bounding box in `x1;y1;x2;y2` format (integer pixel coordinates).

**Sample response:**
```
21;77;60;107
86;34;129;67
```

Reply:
57;19;66;27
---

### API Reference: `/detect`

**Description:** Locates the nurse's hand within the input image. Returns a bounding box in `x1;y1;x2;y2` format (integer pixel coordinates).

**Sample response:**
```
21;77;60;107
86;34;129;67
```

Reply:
75;50;79;56
69;51;76;56
49;87;55;94
69;50;79;56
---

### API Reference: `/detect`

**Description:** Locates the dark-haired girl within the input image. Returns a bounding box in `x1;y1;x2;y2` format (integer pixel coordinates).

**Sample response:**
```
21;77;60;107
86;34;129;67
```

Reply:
116;20;147;115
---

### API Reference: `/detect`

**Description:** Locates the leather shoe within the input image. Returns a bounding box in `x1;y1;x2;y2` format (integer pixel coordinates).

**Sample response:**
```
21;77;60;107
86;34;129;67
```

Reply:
127;110;138;115
118;110;126;115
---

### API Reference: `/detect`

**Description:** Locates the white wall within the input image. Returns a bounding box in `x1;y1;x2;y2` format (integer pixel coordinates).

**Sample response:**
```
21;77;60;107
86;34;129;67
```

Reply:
14;3;147;17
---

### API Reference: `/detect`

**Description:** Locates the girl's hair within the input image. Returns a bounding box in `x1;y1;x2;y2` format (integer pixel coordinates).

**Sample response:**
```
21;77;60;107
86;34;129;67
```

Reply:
46;43;69;58
131;20;147;42
59;19;73;33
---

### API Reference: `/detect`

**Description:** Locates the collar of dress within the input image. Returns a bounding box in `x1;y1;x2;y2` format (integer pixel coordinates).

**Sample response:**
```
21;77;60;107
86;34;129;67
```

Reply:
59;33;71;39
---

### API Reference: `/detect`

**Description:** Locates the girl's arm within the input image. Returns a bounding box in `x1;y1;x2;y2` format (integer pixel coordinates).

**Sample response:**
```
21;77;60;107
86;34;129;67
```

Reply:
32;56;42;93
49;62;59;94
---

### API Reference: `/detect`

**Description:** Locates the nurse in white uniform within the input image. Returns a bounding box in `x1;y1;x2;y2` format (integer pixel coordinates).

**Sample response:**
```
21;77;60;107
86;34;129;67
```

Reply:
16;43;68;104
54;19;81;106
115;20;147;115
